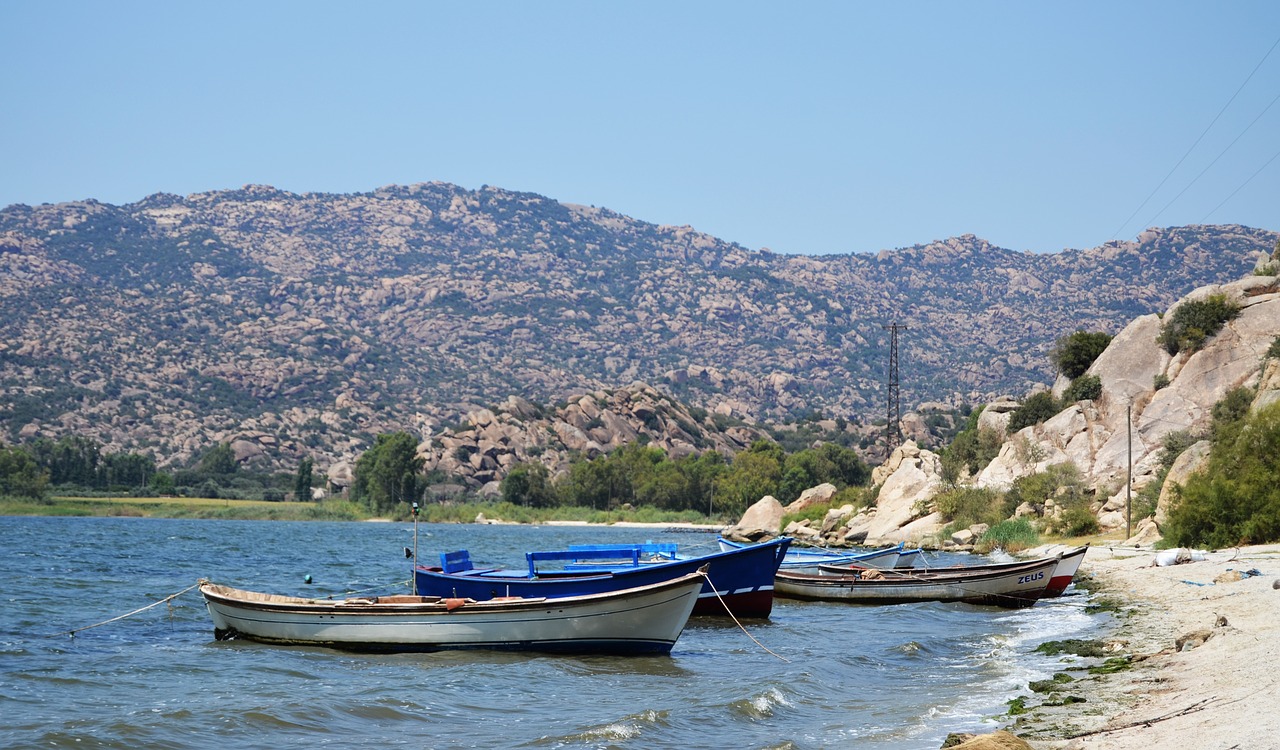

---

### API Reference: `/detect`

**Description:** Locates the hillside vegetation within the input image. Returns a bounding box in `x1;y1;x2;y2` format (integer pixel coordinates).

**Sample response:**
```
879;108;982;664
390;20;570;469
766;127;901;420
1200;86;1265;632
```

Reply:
1;183;1276;480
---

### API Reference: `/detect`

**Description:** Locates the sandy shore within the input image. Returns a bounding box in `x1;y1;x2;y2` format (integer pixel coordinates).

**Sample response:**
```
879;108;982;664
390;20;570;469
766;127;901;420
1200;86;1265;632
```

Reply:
1011;542;1280;749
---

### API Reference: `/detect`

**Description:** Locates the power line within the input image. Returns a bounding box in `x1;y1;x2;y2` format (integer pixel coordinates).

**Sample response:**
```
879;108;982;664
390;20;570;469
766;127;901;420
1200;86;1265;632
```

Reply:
1110;33;1280;241
1140;88;1280;228
1200;145;1280;223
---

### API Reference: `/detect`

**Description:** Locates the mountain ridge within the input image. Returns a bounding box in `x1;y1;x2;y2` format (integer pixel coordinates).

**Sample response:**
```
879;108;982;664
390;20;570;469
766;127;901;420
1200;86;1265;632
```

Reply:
1;182;1275;473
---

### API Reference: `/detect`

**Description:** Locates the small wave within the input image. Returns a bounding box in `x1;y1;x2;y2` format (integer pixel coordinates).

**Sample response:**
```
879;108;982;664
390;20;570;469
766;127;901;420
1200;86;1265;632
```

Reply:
534;709;670;746
889;640;929;657
729;686;792;719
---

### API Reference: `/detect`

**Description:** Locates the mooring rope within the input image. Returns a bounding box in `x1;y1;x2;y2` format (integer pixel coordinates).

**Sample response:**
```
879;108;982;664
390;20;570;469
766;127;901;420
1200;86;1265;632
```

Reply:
698;571;789;663
49;581;204;638
315;579;413;600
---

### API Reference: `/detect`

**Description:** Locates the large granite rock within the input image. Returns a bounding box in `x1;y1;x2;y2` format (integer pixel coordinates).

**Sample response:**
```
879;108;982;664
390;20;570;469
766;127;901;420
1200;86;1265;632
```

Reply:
722;495;784;541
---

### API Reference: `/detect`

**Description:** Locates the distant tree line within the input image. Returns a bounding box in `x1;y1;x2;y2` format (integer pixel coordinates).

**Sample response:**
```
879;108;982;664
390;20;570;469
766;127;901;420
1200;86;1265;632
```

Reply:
499;438;870;518
342;431;872;519
0;435;313;503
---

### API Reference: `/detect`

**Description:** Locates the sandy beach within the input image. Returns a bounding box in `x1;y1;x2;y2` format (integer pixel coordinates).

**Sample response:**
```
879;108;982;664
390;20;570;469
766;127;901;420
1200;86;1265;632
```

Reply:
1010;543;1280;749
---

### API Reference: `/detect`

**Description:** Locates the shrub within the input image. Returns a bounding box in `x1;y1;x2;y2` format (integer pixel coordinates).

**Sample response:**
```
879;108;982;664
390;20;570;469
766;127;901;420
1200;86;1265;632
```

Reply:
977;518;1040;553
940;408;1002;482
1164;402;1280;547
1051;331;1113;379
1057;506;1100;537
933;486;1004;528
1210;386;1255;444
1156;293;1241;355
1153;373;1171;390
1062;374;1102;403
1269;336;1280;360
1159;430;1198;471
1006;463;1085;511
1008;391;1061;432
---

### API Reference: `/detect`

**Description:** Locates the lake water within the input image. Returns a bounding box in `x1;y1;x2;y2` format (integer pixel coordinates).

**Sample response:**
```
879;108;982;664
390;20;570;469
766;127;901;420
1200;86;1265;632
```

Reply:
0;517;1100;749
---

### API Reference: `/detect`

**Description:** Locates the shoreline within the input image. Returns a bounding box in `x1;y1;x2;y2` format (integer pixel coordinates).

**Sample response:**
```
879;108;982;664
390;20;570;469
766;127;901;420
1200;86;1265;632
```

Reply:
1012;542;1280;748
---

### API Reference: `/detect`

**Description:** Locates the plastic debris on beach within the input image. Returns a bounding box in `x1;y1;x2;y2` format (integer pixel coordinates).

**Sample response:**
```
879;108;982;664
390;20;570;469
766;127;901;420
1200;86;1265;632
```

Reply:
1155;549;1207;566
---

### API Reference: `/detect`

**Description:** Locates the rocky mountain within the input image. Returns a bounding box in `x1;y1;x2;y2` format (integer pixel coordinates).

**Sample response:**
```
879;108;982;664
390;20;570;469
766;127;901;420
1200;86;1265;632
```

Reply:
1;182;1275;476
733;271;1280;548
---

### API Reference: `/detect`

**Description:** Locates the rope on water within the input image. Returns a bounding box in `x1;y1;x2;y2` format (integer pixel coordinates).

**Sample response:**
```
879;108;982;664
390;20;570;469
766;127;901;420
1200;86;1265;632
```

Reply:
698;571;789;663
49;581;204;638
315;579;413;600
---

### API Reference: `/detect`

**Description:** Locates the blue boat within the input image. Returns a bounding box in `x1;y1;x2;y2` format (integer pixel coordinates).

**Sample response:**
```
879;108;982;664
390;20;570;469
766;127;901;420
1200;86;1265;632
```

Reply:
414;537;792;618
718;537;907;571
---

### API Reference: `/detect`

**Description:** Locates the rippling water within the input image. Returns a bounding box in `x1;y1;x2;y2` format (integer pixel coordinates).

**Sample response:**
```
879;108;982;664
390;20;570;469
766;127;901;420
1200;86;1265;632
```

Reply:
0;517;1100;748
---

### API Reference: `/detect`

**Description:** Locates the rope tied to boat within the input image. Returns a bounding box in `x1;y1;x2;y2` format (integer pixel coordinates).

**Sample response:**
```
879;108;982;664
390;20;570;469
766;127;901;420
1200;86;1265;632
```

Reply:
697;570;789;663
314;579;413;600
49;581;204;638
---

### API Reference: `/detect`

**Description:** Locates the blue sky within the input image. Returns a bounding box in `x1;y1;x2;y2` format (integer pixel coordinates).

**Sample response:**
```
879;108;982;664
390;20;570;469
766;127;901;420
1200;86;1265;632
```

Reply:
2;1;1277;255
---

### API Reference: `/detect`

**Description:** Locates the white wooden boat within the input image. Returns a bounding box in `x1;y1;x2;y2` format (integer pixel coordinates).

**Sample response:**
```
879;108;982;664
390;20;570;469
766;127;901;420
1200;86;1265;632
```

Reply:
774;554;1060;608
820;545;1087;597
200;570;705;655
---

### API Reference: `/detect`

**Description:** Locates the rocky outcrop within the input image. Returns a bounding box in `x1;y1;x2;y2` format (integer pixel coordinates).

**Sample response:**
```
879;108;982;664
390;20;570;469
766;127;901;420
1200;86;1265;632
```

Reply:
417;381;766;488
740;441;947;548
976;275;1280;540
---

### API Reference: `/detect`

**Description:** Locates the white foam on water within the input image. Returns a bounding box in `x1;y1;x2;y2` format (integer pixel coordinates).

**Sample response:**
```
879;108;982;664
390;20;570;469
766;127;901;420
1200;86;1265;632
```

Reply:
929;599;1101;724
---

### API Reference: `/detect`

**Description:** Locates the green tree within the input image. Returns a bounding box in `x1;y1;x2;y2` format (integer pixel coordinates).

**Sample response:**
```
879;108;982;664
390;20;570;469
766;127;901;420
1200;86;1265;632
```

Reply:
1008;391;1061;432
501;461;556;508
294;457;314;502
941;426;1003;483
149;471;176;495
1051;331;1112;379
101;451;155;490
351;432;424;514
0;443;49;499
713;440;784;515
198;442;237;476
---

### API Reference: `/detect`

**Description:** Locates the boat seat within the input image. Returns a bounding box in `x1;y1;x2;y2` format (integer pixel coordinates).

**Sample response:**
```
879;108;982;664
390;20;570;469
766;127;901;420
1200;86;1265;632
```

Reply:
440;550;474;574
526;547;644;576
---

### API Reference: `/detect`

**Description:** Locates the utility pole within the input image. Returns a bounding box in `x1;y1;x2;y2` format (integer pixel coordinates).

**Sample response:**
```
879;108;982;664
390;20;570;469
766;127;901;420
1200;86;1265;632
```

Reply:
882;323;908;450
1126;401;1133;541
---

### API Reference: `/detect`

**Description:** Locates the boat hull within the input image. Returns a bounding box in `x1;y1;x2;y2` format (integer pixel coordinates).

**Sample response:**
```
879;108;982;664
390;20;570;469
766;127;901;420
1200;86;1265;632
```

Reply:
201;572;704;655
817;546;1087;598
775;556;1058;609
415;538;790;618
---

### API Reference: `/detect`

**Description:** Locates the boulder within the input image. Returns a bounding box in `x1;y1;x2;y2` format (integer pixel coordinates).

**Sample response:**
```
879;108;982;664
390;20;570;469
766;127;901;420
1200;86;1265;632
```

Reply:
230;438;265;463
863;443;944;543
872;440;921;486
782;521;823;542
785;483;838;514
1126;516;1162;546
723;495;784;541
819;504;855;535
